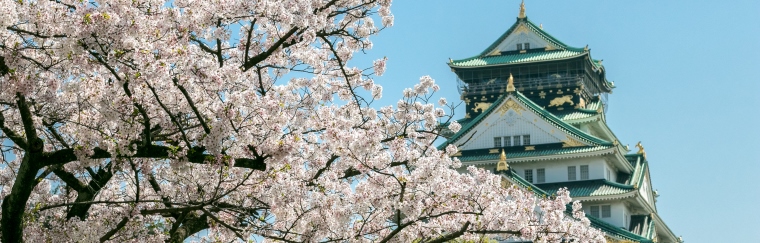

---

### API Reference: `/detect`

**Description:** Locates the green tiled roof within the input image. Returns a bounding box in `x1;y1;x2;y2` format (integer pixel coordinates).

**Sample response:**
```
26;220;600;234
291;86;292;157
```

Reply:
438;91;612;150
625;154;648;188
450;17;590;68
538;179;635;198
500;171;651;243
554;110;597;121
451;50;584;67
585;212;653;243
499;169;550;196
456;146;611;162
479;17;582;57
551;100;603;122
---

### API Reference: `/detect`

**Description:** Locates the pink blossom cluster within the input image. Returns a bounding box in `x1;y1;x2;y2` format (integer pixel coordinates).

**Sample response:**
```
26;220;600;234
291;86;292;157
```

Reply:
0;0;603;242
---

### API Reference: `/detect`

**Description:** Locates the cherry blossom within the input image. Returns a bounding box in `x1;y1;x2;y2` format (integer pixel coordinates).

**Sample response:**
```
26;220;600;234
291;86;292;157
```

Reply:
0;0;604;242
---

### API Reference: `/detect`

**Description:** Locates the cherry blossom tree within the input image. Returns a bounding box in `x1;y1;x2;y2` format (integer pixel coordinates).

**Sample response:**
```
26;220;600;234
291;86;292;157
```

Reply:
0;0;604;242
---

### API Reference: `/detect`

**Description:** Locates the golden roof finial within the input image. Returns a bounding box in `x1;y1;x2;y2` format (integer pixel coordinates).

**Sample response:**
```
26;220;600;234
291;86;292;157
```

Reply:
506;73;516;92
518;0;526;19
496;149;509;171
635;141;647;159
584;45;589;51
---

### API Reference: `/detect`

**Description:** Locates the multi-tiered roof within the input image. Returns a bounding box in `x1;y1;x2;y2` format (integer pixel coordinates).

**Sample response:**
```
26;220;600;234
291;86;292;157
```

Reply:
441;2;680;243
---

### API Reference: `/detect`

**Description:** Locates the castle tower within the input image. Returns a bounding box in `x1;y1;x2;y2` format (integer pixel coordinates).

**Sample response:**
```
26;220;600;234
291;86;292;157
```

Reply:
440;2;680;242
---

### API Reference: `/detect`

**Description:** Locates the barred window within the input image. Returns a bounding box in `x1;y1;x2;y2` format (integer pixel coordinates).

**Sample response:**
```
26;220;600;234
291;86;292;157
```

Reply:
524;169;533;183
513;136;522;146
516;43;523;50
537;168;545;183
580;165;589;180
494;137;502;147
523;135;531;145
503;136;512;147
568;166;577;181
524;43;530;49
602;205;611;218
589;206;600;218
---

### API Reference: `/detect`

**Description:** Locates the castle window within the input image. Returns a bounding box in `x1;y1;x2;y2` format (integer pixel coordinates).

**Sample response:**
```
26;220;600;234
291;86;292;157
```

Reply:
568;166;577;181
513;136;522;146
524;169;533;183
523;135;531;145
494;137;502;147
580;165;589;180
589;206;600;218
503;136;512;147
537;168;545;183
524;43;530;49
602;205;611;218
516;43;523;50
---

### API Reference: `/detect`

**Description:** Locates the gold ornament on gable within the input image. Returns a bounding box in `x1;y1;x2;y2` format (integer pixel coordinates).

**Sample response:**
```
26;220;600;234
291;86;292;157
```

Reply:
635;141;647;159
498;99;524;116
506;73;516;92
562;137;584;148
496;149;509;171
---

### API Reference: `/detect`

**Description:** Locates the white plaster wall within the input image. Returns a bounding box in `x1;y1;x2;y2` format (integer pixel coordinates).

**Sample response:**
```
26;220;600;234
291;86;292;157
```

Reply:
507;156;607;184
494;29;550;52
459;98;586;151
602;162;617;182
640;176;651;204
582;202;631;229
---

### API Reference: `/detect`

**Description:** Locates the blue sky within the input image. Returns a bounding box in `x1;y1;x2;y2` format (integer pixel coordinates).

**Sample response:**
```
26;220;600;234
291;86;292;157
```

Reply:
352;1;760;242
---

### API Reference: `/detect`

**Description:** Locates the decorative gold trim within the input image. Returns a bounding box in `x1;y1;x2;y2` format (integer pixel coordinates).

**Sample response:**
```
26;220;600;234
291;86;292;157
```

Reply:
453;151;462;157
513;24;529;34
487;48;501;56
539;91;547;99
548;95;574;107
562;137;584;148
556;89;564;95
524;146;535;151
496;149;509;171
518;0;526;19
635;141;647;159
506;73;515;92
489;149;500;154
501;177;511;188
575;97;586;109
472;102;491;113
498;99;524;116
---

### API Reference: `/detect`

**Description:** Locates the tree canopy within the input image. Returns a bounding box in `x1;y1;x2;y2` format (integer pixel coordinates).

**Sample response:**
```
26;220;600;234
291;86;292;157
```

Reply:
0;0;603;242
